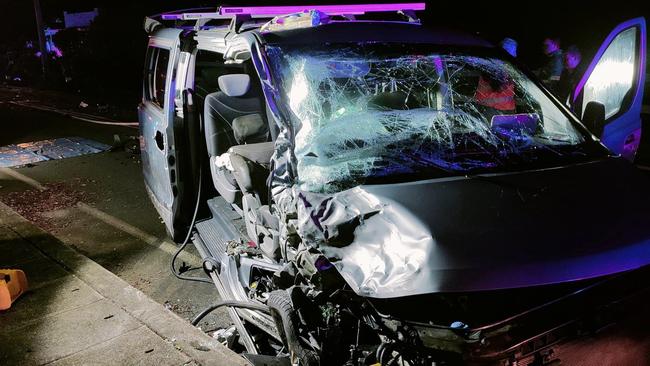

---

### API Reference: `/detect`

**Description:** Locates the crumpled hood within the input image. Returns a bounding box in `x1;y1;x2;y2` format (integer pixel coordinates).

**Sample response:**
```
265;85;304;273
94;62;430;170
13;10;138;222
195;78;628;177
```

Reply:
296;158;650;298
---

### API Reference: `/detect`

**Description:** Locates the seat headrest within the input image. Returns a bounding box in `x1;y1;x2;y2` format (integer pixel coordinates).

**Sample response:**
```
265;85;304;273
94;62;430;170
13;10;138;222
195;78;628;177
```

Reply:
218;74;251;97
232;114;267;144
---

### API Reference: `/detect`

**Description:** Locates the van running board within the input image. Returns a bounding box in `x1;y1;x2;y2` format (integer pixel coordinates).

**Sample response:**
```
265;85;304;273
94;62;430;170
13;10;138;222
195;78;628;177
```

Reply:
194;219;232;263
192;197;281;350
194;197;244;263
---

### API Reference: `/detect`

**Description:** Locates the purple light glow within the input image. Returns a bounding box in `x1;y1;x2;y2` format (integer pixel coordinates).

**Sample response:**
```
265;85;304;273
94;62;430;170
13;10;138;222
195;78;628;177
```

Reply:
161;14;183;20
219;3;426;16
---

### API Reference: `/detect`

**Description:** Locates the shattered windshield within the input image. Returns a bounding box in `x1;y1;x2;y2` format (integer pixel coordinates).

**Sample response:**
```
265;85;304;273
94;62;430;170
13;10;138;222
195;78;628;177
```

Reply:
266;44;598;193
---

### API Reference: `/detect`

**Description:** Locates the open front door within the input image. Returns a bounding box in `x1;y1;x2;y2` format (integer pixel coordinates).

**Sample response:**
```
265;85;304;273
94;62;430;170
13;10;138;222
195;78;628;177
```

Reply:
573;18;646;161
139;28;196;241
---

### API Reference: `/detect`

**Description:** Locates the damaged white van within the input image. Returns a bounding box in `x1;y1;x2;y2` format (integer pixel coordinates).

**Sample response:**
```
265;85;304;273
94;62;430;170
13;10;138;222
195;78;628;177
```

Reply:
139;4;650;365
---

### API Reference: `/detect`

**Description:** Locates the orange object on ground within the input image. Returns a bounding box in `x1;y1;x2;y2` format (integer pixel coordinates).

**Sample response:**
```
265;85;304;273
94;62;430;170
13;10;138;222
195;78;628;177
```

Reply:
0;269;28;310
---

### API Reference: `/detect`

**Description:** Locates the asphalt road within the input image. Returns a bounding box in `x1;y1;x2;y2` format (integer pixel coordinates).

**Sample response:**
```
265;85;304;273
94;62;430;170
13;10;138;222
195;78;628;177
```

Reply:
0;100;231;334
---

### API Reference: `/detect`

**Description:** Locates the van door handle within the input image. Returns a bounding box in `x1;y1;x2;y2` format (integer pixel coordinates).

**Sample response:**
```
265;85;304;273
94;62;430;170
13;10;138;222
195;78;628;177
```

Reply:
155;131;164;151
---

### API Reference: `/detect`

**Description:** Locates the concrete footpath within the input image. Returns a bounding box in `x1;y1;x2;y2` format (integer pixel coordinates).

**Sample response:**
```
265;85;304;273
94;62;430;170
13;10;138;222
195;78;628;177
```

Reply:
0;201;248;366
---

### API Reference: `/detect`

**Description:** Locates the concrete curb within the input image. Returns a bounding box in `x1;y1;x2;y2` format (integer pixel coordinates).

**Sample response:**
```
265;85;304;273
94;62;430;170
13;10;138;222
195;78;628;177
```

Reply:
0;201;249;366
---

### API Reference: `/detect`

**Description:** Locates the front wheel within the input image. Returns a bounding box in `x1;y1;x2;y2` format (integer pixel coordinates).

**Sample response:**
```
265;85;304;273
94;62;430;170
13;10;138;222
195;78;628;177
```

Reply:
267;290;320;366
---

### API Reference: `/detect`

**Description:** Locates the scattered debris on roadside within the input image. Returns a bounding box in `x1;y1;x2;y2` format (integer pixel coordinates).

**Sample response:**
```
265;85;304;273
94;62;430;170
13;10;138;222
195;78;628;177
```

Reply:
97;103;109;114
2;86;138;122
164;301;178;312
212;326;238;348
133;277;152;291
111;134;140;155
190;341;211;352
1;178;94;231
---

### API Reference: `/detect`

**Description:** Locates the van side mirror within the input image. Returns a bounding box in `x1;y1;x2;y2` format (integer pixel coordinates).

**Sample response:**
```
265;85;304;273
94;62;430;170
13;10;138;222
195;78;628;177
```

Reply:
218;74;251;97
582;101;606;138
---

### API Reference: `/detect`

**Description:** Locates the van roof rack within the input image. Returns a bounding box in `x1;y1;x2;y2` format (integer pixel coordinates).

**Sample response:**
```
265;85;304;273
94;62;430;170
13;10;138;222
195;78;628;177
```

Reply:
159;3;426;24
219;3;425;17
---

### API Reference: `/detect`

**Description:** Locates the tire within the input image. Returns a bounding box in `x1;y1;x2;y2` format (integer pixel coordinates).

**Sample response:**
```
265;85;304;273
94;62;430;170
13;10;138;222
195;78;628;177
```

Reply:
267;290;320;366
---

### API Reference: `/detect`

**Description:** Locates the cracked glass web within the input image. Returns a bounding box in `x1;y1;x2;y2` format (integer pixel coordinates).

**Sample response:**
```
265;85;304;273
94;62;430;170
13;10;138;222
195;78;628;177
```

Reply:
267;45;585;193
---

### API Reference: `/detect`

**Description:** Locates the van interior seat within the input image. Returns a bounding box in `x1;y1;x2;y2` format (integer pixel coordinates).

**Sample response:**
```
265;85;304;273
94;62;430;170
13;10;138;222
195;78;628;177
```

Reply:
230;141;274;166
203;77;264;157
205;74;274;205
216;116;274;203
228;142;274;196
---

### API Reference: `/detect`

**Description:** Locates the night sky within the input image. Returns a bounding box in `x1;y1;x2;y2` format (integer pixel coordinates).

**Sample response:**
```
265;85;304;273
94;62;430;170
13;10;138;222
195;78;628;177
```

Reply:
2;0;648;103
4;0;649;43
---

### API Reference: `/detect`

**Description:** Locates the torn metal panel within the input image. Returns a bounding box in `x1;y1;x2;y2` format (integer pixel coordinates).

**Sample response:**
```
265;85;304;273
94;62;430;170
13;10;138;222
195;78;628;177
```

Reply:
296;186;436;298
295;187;382;246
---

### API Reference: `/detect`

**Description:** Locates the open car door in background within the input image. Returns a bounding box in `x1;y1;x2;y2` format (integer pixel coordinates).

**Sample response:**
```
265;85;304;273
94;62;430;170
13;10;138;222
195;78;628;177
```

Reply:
139;28;197;241
573;17;647;161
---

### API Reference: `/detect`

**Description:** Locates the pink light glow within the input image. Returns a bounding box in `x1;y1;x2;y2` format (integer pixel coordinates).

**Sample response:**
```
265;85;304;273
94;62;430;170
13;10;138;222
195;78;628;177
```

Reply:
219;3;426;16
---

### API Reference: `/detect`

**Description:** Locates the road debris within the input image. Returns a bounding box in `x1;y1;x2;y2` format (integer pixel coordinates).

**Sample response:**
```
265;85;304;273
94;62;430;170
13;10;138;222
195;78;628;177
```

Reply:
1;179;94;231
111;134;140;154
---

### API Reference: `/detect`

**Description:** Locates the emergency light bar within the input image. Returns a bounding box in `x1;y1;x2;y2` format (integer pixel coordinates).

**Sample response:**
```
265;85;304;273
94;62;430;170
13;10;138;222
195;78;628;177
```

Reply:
219;3;426;16
159;3;426;28
162;12;230;21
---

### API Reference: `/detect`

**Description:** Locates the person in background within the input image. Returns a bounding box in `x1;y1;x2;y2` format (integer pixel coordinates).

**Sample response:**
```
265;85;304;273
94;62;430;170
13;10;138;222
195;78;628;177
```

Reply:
558;45;582;107
538;38;563;93
475;72;516;114
500;38;518;58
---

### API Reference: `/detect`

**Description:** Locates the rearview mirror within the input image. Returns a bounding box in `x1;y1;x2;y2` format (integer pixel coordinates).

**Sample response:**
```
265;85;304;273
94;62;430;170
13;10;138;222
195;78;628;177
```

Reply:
582;101;606;138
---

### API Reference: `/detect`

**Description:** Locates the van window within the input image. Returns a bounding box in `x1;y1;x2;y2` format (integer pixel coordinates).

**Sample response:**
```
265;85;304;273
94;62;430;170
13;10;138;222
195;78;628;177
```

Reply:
145;47;170;108
267;44;595;192
582;27;638;119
